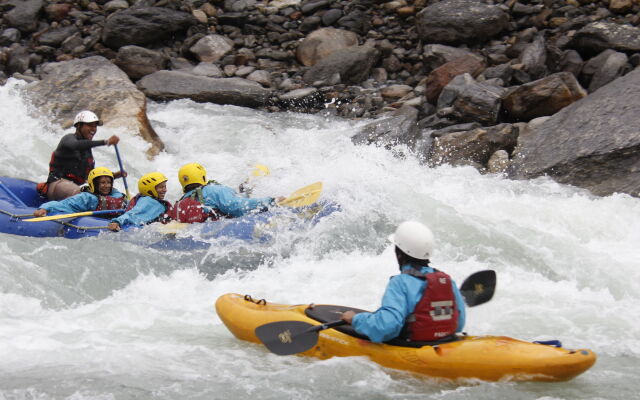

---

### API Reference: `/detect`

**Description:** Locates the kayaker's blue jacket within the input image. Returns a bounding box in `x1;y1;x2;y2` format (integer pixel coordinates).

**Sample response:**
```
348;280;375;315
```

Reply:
352;265;466;343
110;196;166;227
39;189;125;215
183;183;274;218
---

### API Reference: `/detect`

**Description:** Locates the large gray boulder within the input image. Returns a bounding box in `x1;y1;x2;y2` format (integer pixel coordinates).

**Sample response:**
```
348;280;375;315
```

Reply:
136;70;272;107
102;7;197;49
508;67;640;197
23;56;164;157
416;0;509;45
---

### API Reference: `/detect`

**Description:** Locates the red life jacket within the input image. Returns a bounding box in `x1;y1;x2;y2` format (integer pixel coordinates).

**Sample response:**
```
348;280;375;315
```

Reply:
125;194;173;224
168;185;223;223
94;194;127;219
402;268;459;341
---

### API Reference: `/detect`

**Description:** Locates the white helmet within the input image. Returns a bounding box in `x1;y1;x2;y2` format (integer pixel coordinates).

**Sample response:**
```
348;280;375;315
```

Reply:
388;221;434;260
73;110;102;127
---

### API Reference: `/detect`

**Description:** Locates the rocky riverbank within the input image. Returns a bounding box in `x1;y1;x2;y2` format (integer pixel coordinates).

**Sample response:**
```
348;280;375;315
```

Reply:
1;0;639;196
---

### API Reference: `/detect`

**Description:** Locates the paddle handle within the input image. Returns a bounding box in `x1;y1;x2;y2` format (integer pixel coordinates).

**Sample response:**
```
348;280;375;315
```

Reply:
114;144;130;199
309;320;347;333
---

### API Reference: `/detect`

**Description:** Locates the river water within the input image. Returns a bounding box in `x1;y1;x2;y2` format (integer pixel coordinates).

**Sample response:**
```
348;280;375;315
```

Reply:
0;79;638;399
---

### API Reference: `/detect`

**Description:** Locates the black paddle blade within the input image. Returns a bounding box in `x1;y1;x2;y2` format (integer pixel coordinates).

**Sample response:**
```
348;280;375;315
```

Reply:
255;321;320;356
460;269;496;307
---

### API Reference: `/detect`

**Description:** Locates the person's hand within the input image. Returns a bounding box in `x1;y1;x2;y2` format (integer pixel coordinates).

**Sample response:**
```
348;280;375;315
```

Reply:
33;209;47;217
107;222;121;231
105;135;120;146
113;170;127;179
341;310;355;325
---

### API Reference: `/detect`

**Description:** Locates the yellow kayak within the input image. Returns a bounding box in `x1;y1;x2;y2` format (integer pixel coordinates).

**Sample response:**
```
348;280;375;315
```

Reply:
216;293;596;382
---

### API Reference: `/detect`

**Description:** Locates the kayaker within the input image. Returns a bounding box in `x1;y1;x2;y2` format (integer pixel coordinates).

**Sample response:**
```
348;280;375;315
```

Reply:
169;162;285;223
39;110;125;201
107;172;172;231
32;167;127;218
340;221;467;343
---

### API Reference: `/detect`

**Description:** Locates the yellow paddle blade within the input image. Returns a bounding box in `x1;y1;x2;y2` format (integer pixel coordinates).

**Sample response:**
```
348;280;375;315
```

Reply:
251;164;270;177
25;211;95;222
278;182;323;207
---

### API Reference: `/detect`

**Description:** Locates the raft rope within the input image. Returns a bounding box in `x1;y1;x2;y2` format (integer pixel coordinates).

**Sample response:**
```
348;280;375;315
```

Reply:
244;294;267;305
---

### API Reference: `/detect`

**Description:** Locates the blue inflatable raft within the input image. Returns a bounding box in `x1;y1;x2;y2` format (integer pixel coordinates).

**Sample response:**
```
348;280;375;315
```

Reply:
0;177;339;249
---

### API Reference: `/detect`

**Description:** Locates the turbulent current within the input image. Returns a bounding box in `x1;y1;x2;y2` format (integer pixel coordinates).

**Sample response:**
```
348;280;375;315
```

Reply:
0;79;638;399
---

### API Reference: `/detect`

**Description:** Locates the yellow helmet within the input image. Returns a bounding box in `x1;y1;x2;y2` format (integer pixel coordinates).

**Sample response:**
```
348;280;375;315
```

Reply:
138;172;168;198
87;167;114;193
178;163;207;191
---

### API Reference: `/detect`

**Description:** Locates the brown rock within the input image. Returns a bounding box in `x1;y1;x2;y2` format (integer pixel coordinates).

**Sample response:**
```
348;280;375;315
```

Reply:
425;54;485;103
502;72;587;122
296;28;358;67
45;4;73;22
609;0;633;13
397;6;415;17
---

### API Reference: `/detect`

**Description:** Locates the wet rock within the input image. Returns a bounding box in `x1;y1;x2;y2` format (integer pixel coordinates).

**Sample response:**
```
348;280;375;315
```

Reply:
425;54;486;104
190;34;235;63
102;7;197;49
303;45;379;85
137;70;272;108
580;49;629;93
3;0;44;33
508;67;640;197
428;123;518;168
437;73;505;125
296;27;358;66
352;105;421;148
503;72;587;122
487;149;510;174
24;56;163;157
114;45;168;81
416;0;509;45
570;21;640;57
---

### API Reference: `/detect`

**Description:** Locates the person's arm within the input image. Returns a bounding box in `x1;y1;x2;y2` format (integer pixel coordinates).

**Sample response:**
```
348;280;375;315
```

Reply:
452;279;466;332
110;197;164;228
58;134;108;151
203;185;274;218
349;275;419;343
40;192;97;215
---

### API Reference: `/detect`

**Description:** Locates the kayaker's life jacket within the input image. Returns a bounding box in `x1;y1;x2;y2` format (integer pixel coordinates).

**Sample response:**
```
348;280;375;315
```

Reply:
47;149;94;185
401;268;459;342
168;183;227;223
125;194;173;224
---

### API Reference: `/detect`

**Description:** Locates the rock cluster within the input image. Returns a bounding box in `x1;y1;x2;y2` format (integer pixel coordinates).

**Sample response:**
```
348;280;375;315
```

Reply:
1;0;639;195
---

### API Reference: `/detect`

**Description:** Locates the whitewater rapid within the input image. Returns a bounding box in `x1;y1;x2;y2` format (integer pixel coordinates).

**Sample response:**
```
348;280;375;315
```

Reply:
0;79;638;399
